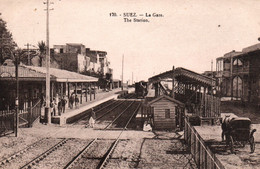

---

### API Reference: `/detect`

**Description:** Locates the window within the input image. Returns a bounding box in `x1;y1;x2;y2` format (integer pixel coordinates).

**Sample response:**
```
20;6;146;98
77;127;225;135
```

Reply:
165;109;170;118
60;48;64;53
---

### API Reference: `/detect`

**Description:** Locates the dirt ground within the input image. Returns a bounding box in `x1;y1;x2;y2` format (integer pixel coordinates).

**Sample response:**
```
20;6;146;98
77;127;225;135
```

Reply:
0;123;197;169
195;124;260;168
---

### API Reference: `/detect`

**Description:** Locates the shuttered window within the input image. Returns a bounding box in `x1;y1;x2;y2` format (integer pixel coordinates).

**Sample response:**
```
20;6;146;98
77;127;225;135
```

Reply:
165;109;170;118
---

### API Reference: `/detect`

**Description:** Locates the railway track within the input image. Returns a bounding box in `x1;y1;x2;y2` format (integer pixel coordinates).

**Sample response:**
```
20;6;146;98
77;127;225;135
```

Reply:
0;138;64;169
0;99;141;169
64;100;141;168
70;99;116;126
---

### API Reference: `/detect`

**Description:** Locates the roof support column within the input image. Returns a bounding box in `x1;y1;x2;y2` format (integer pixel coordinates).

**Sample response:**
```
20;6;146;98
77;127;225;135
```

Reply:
203;86;206;117
90;83;92;101
80;83;83;104
155;82;159;97
75;83;77;107
85;83;88;102
93;83;96;100
172;66;175;98
51;82;54;101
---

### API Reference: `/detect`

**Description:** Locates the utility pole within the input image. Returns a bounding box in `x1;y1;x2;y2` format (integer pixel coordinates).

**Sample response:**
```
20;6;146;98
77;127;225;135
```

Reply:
211;60;214;116
121;54;124;91
15;52;19;137
44;0;53;124
24;43;35;66
132;72;133;85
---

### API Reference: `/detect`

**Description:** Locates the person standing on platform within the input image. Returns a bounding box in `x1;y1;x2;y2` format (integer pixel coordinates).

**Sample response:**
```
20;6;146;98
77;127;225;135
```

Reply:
89;108;96;128
58;98;62;116
61;96;67;113
75;95;79;109
69;94;74;109
50;99;54;116
54;96;58;116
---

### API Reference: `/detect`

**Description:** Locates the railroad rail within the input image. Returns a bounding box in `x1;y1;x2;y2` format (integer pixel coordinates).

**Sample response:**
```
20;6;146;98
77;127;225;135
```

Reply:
71;99;116;126
0;138;46;167
20;138;70;169
64;138;97;169
64;99;141;168
1;99;141;169
103;101;135;129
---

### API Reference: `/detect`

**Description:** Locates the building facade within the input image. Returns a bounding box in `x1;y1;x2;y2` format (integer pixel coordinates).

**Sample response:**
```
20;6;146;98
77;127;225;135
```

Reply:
216;43;260;105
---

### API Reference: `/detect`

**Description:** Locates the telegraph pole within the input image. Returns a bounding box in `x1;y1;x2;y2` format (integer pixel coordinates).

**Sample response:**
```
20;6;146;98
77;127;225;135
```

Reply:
24;43;35;66
121;55;124;91
132;72;133;85
44;0;53;124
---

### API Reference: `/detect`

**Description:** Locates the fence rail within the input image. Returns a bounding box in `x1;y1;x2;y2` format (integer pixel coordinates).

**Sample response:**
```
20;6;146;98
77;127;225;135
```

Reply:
184;118;225;169
0;99;41;136
0;110;15;136
19;100;41;127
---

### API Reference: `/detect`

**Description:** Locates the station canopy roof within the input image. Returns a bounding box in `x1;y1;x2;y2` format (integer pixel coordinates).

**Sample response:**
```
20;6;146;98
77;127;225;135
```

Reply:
149;67;215;87
0;65;98;82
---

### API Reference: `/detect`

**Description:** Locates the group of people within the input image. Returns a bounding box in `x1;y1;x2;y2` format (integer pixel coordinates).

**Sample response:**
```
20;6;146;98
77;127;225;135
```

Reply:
50;95;67;116
69;94;80;109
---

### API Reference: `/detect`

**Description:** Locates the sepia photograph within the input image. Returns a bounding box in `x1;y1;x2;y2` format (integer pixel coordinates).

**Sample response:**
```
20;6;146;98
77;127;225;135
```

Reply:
0;0;260;168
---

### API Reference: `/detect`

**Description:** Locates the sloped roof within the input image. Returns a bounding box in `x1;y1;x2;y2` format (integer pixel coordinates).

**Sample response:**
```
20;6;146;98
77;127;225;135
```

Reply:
149;67;215;86
148;95;184;107
26;66;98;82
242;43;260;53
0;65;48;81
0;65;98;82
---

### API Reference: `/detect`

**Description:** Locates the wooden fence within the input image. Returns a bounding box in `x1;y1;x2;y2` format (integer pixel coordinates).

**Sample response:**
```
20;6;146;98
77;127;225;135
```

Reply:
0;110;15;136
184;118;225;169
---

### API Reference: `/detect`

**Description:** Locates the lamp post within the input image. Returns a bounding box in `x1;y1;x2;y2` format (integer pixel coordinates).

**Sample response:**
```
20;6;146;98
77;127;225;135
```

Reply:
15;53;19;137
4;46;19;137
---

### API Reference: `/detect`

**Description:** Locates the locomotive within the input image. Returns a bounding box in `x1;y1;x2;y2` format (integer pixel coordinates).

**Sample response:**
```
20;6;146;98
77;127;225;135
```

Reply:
135;81;148;98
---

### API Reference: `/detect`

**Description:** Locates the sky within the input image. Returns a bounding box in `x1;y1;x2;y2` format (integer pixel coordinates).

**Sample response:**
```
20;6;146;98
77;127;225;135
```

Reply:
1;0;260;83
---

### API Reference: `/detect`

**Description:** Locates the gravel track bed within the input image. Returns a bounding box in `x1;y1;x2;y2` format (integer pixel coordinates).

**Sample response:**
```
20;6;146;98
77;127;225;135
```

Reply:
33;138;92;169
106;139;143;168
0;136;39;162
72;100;115;126
72;139;115;168
111;102;140;128
138;139;197;169
0;138;62;169
96;101;129;123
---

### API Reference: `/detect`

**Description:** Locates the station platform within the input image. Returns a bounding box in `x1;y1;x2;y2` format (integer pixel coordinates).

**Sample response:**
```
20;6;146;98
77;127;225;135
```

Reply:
51;88;130;126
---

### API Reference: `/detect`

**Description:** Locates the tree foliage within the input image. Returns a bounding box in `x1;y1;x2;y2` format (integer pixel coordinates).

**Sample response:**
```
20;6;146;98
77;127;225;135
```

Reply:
37;40;46;66
0;17;17;64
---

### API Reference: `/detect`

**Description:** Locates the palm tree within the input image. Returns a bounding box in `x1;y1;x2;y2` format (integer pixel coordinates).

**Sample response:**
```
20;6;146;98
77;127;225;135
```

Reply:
37;41;46;66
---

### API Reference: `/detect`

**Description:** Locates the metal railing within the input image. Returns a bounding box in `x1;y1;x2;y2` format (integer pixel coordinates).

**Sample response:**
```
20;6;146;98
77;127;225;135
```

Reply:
0;109;15;136
184;117;225;169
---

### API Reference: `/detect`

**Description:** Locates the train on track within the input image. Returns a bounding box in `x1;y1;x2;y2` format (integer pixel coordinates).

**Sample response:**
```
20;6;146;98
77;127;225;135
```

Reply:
135;81;148;98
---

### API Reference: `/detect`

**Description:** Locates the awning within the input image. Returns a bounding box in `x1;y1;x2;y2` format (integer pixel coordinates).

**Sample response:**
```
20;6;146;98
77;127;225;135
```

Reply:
0;65;98;82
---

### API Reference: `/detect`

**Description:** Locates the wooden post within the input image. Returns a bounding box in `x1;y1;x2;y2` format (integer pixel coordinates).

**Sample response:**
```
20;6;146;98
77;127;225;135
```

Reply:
68;83;70;100
90;83;92;101
80;83;83;104
94;83;96;100
61;82;64;97
85;83;88;102
172;66;175;98
75;83;77;106
28;101;32;127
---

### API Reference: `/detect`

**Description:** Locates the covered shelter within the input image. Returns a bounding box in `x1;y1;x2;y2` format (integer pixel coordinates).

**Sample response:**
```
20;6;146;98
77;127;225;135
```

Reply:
0;65;98;113
148;66;221;126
